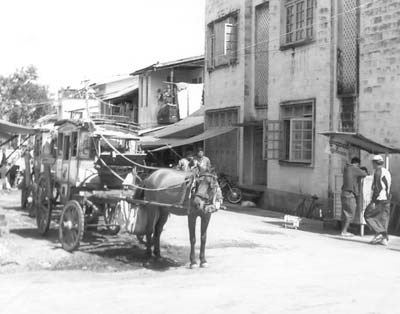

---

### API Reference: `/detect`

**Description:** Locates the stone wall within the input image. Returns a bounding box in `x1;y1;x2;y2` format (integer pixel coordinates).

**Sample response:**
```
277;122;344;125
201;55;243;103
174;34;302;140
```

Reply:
266;0;334;203
359;0;400;201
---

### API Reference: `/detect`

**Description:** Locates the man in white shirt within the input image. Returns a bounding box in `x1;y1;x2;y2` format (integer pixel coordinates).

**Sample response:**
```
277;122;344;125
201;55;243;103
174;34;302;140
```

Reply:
194;149;211;173
364;155;392;246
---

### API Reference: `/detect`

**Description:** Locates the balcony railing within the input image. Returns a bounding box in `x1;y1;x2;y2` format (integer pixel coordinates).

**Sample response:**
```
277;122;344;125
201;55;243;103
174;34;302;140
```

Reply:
91;114;139;130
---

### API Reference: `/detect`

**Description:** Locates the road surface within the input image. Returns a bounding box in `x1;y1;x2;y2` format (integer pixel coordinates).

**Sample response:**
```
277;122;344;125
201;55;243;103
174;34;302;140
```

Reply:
1;190;400;314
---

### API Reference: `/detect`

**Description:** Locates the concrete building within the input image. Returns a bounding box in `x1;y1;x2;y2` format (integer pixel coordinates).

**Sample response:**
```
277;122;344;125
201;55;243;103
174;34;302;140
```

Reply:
91;76;139;124
204;0;400;215
57;88;100;120
131;56;204;129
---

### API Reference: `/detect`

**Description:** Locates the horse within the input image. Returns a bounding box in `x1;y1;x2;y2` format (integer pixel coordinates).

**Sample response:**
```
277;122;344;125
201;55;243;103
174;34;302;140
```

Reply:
138;168;222;268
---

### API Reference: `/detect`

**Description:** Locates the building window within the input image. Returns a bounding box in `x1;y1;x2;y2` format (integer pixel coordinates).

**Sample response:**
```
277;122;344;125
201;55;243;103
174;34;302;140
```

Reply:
263;100;315;164
71;132;78;157
282;0;315;48
63;135;70;161
145;76;150;107
112;106;121;115
139;77;144;107
207;12;238;70
57;133;63;157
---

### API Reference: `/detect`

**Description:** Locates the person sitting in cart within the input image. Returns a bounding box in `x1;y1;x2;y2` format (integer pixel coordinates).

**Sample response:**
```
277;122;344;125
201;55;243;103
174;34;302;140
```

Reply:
341;157;367;237
177;151;195;172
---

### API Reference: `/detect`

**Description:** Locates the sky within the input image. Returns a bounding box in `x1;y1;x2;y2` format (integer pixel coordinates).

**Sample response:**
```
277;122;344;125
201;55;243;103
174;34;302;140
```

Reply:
0;0;205;91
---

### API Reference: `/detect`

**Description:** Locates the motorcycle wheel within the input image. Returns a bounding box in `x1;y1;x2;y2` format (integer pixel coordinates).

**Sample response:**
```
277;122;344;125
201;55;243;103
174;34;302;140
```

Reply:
227;187;242;204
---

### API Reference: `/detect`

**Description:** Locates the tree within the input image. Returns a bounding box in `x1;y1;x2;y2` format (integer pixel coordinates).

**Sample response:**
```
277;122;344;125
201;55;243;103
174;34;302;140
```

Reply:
0;65;50;125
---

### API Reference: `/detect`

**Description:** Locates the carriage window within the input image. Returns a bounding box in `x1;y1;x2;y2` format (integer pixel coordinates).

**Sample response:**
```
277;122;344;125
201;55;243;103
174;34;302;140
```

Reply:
63;135;70;160
71;132;78;157
58;133;63;157
90;138;98;158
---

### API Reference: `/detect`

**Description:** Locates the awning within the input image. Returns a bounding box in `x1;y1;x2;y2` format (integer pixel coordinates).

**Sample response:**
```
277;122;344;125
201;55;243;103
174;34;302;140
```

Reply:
101;84;138;101
0;119;37;136
320;132;400;154
152;115;204;138
138;126;167;136
144;127;236;152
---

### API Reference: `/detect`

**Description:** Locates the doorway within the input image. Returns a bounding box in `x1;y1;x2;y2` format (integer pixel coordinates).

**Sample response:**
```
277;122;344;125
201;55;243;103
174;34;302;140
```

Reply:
253;127;267;185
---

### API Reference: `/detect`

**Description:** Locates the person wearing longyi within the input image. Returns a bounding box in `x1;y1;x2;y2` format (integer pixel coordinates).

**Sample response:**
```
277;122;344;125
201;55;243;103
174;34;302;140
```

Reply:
340;157;367;237
364;155;392;246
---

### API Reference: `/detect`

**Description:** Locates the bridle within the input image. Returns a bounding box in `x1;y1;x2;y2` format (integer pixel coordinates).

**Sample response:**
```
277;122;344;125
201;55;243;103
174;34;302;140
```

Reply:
193;173;219;204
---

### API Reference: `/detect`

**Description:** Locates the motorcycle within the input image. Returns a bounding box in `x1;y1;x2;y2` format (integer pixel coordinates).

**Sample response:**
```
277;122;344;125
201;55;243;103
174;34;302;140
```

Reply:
217;173;242;204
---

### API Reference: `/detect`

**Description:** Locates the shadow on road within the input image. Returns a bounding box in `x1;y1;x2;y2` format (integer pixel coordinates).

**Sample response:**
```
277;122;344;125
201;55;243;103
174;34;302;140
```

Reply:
9;227;60;244
79;232;186;271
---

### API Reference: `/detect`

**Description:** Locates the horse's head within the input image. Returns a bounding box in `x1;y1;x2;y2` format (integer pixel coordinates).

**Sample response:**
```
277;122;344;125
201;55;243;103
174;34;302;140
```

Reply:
192;172;223;213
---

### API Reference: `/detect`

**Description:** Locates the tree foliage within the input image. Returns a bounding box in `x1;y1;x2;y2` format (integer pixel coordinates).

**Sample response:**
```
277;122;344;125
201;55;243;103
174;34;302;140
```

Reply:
0;65;50;125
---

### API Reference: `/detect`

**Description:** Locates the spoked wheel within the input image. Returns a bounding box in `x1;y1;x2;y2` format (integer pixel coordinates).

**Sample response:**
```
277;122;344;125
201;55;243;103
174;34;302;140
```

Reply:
59;200;85;252
104;203;121;235
36;177;53;235
227;187;242;204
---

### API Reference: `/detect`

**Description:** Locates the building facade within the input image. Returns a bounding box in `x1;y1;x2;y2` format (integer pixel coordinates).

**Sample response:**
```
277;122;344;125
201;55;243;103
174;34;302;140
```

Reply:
91;76;139;124
132;56;204;130
204;0;400;213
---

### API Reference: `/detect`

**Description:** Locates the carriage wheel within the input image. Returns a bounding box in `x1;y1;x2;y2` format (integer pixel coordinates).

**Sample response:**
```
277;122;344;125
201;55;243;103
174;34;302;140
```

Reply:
36;177;53;235
59;200;85;252
104;203;121;235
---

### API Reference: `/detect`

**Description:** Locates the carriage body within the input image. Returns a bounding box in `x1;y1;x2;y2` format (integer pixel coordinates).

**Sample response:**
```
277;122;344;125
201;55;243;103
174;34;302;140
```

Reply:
31;117;147;251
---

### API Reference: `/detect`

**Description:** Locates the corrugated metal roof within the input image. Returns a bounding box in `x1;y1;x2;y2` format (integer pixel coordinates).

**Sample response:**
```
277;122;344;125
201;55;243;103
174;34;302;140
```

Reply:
320;132;400;154
131;55;204;75
140;127;236;152
0;119;37;135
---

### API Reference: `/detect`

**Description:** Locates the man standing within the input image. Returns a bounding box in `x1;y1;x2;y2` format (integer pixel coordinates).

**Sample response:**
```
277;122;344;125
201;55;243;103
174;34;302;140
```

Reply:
365;155;392;246
341;157;367;237
195;148;211;173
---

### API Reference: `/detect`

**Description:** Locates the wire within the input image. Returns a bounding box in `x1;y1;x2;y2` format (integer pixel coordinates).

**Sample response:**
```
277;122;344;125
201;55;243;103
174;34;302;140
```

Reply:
209;1;373;61
98;133;161;170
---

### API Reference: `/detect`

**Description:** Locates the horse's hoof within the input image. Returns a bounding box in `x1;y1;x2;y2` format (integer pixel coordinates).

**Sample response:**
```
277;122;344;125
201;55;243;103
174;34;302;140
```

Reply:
189;262;198;269
200;262;208;268
143;261;151;268
153;254;162;261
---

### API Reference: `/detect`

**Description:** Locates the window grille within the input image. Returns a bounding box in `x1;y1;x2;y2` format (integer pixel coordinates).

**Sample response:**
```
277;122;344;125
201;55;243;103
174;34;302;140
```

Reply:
337;0;360;96
255;2;270;108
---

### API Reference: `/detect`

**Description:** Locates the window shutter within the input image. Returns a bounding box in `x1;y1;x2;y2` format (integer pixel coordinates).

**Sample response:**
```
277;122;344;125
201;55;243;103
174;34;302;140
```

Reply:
224;23;238;63
207;30;215;70
263;120;283;160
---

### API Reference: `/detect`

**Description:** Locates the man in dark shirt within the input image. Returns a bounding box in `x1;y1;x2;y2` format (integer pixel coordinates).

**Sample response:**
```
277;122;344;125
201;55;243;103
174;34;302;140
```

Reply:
341;157;367;236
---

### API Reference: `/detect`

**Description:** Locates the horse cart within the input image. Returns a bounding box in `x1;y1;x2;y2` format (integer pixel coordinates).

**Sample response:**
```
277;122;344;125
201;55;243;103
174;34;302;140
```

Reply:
23;117;158;251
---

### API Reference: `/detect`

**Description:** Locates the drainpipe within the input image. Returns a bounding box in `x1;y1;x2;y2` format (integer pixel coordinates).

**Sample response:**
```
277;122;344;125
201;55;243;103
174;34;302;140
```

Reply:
328;0;337;217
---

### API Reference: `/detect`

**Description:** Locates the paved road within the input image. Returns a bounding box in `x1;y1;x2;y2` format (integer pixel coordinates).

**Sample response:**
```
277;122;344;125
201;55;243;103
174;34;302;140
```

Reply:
1;191;400;314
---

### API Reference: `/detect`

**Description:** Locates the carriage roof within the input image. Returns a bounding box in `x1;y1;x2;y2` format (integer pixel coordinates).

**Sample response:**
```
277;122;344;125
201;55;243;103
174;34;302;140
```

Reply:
54;118;140;141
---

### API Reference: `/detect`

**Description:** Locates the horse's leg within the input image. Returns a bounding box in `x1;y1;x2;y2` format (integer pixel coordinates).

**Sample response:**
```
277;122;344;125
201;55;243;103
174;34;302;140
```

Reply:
144;205;156;263
153;209;169;259
200;213;211;267
188;213;197;268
